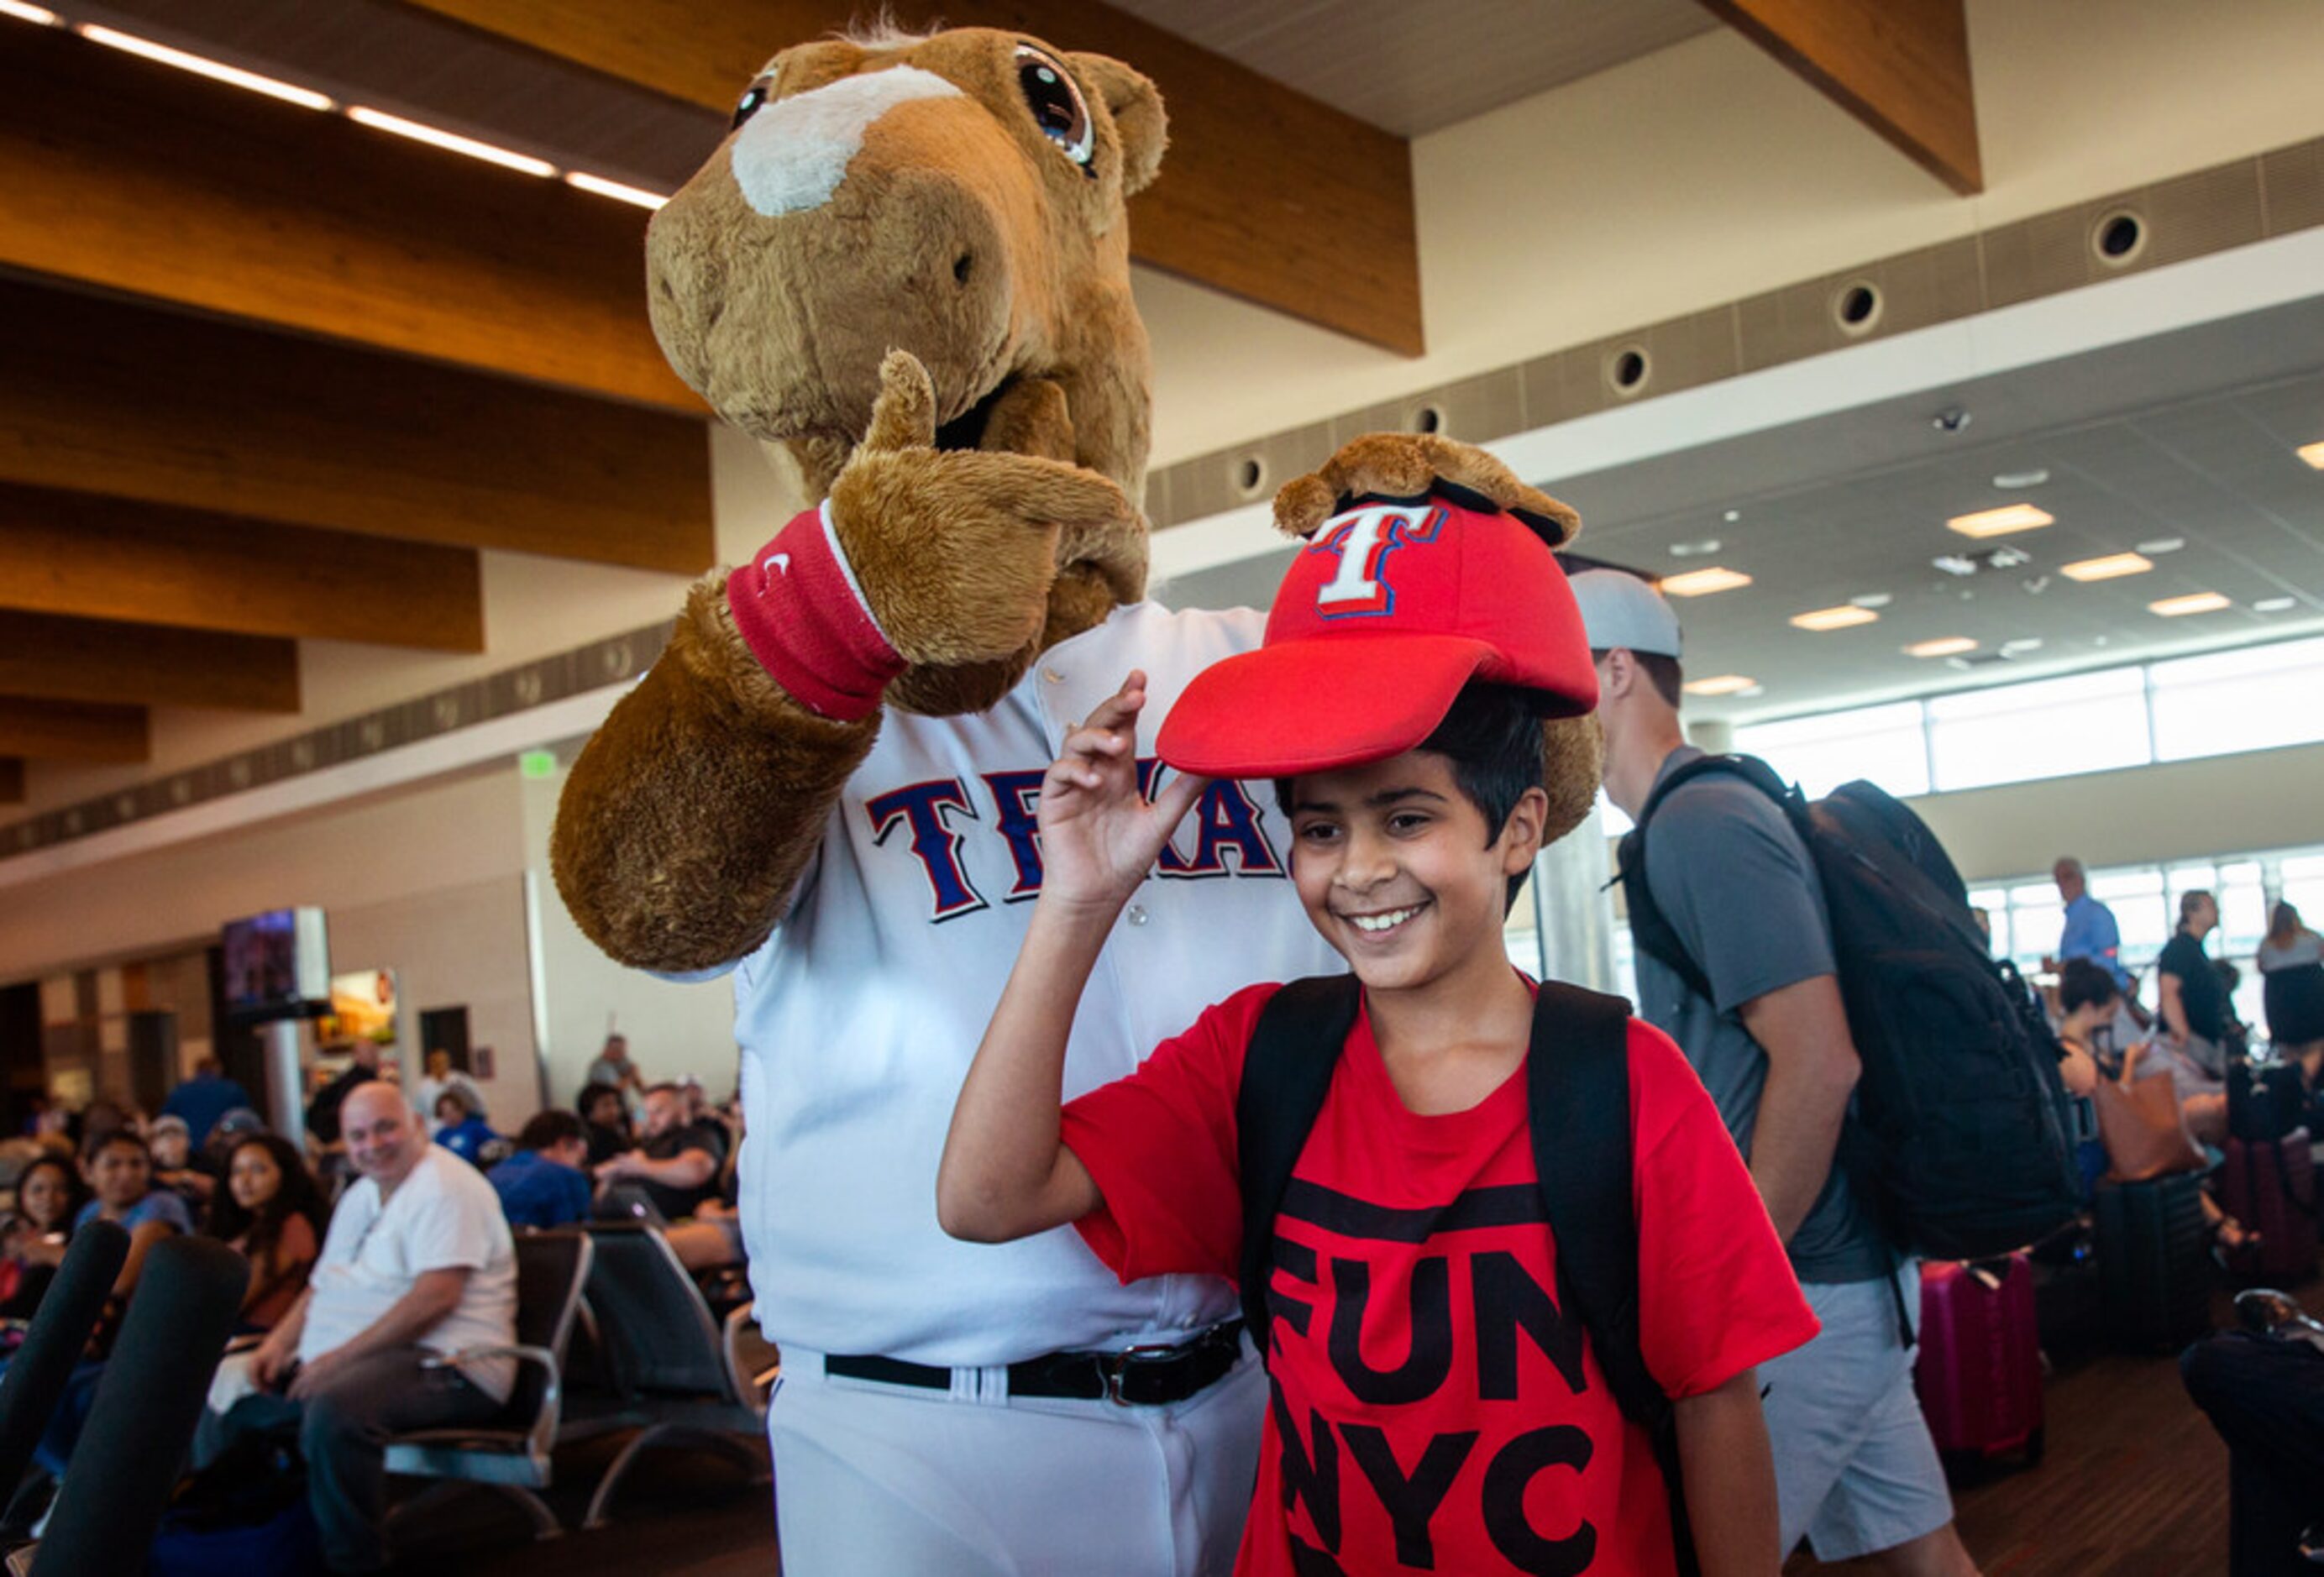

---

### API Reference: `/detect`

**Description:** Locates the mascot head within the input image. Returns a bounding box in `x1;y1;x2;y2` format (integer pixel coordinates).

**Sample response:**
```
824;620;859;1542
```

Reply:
648;26;1165;603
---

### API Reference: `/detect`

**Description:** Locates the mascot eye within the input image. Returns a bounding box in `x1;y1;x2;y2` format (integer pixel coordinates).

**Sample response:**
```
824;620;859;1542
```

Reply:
1013;45;1094;171
732;81;771;130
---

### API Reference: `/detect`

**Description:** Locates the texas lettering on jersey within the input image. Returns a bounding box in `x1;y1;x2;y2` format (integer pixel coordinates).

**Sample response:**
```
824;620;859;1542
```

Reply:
863;757;1285;921
1263;1179;1613;1577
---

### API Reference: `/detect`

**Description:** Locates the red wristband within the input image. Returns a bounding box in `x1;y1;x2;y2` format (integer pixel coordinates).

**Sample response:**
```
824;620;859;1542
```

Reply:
726;503;905;721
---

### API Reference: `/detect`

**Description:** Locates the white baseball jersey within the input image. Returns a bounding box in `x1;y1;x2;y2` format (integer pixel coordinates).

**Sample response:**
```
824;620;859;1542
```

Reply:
727;600;1342;1365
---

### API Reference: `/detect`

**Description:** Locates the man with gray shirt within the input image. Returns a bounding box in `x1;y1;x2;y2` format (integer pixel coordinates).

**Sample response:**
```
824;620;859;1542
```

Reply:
1573;568;1979;1577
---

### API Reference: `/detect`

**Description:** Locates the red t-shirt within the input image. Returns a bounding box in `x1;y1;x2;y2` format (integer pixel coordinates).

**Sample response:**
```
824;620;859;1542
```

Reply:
1062;982;1819;1577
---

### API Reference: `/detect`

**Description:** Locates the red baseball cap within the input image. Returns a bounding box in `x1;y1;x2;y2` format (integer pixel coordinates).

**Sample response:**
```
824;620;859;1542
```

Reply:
1157;479;1598;778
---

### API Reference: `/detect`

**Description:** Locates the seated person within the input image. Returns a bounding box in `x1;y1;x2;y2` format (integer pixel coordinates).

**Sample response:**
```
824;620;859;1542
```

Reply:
411;1048;484;1136
575;1081;632;1168
76;1127;194;1318
432;1088;503;1169
939;468;1817;1575
595;1081;726;1220
205;1134;328;1332
14;1129;197;1472
2074;966;2253;1252
2054;959;2114;1098
196;1083;517;1574
0;1154;83;1319
489;1111;594;1230
664;1098;747;1274
148;1113;216;1211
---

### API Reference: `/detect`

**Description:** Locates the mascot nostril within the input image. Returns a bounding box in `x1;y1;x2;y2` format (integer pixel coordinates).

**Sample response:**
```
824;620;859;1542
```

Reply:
952;251;974;287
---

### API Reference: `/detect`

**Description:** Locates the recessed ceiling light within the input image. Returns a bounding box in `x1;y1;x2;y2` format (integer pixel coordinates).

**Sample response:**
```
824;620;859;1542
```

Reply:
2298;441;2324;469
347;106;556;176
0;1;60;24
1791;605;1880;632
1659;566;1752;597
1683;674;1759;697
2135;537;2185;555
1850;592;1893;609
2060;552;2154;581
1991;468;2051;490
1906;637;1977;658
78;24;336;109
2001;637;2044;654
1723;509;1742;523
2149;592;2232;617
1667;538;1722;558
564;171;669;209
1947;503;2054;538
2253;596;2298;613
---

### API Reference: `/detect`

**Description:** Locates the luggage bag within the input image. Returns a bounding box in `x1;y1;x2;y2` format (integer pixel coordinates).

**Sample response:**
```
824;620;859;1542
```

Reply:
2094;1171;2211;1351
1914;1255;2044;1464
2217;1129;2319;1284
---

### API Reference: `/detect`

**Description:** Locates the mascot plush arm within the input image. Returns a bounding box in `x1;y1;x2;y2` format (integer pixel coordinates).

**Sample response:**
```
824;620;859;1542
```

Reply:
552;355;1130;974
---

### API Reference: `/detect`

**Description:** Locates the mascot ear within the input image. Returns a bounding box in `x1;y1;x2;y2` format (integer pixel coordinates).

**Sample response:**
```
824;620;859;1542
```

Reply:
1073;53;1168;196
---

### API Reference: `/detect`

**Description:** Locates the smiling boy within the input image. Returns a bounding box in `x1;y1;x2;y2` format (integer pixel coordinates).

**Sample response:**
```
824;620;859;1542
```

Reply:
940;449;1818;1576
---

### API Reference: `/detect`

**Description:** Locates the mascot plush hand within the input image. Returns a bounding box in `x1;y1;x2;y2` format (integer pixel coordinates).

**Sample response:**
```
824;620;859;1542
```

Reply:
546;25;1597;1577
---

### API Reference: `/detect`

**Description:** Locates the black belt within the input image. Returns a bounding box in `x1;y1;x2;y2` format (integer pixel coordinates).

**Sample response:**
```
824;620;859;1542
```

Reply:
825;1319;1245;1407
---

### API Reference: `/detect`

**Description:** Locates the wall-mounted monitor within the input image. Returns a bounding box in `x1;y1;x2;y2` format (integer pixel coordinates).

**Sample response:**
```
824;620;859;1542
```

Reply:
220;908;331;1022
317;968;398;1050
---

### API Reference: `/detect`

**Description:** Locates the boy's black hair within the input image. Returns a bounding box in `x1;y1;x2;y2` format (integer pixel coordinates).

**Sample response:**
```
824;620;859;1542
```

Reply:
1273;680;1545;914
519;1109;585;1153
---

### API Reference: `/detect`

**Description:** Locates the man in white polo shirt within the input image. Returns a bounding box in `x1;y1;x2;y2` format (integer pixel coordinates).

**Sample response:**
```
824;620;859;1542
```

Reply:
197;1082;516;1573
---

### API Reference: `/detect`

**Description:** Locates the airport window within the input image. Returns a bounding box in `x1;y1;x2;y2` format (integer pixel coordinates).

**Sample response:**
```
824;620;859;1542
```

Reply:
1734;699;1930;799
1926;668;2150;793
2148;636;2324;762
1729;635;2322;802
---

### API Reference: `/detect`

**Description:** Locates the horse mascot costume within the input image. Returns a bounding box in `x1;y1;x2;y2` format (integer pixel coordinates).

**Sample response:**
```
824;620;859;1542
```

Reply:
552;24;1597;1573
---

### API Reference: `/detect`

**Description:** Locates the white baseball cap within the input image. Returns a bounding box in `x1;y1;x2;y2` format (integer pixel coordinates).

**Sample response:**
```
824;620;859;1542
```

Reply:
1567;568;1683;659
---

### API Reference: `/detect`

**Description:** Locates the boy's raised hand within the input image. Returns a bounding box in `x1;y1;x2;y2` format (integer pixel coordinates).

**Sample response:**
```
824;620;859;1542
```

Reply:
1038;671;1209;915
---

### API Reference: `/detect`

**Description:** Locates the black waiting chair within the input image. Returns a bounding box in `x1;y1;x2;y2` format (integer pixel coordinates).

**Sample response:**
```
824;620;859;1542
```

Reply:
381;1229;594;1542
569;1221;772;1529
0;1218;128;1544
23;1235;248;1575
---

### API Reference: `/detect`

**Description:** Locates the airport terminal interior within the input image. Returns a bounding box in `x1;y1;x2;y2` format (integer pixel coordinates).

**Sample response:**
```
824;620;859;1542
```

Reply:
0;0;2320;1571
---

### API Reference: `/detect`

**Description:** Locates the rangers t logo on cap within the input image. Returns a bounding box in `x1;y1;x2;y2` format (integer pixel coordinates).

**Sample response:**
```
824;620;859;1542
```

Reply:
1312;503;1447;617
1157;478;1598;779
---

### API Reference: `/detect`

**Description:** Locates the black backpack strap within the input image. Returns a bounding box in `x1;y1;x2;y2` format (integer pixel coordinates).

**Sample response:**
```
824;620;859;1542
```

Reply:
1235;975;1362;1363
1615;754;1800;1006
1529;982;1698;1577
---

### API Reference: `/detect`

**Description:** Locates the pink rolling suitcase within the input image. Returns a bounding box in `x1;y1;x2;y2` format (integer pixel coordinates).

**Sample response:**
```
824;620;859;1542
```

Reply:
1914;1255;2044;1464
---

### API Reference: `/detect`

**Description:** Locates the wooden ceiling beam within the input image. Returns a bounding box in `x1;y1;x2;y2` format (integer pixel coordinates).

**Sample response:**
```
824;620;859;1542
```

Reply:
1700;0;1982;195
0;699;148;765
0;23;701;414
0;484;485;654
0;613;300;715
401;0;1424;354
0;278;714;577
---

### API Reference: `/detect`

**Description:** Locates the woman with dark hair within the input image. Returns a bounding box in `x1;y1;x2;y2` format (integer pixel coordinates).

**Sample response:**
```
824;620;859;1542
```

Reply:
577;1080;632;1167
0;1153;85;1318
203;1133;327;1331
